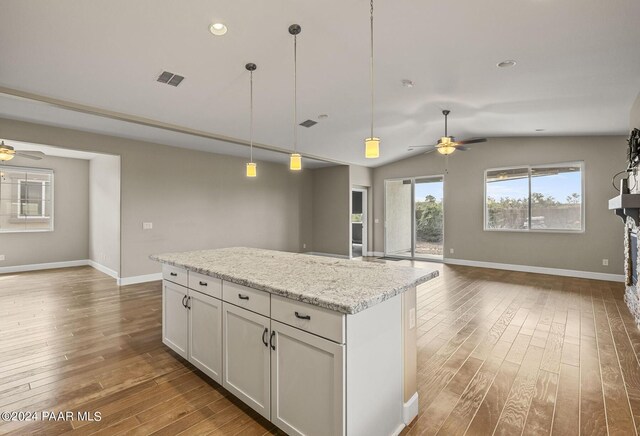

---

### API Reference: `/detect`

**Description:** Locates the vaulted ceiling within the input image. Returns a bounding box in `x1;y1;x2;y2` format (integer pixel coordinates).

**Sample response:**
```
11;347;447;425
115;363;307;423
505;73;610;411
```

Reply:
1;0;639;167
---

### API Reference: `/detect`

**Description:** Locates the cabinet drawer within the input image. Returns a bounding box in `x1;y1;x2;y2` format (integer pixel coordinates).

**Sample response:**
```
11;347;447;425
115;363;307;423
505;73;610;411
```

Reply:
271;295;345;344
223;282;270;317
162;264;188;287
188;271;222;299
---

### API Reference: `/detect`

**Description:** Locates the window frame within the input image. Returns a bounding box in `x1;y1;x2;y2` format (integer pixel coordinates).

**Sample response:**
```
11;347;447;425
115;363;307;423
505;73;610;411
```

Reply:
0;166;54;233
483;161;585;234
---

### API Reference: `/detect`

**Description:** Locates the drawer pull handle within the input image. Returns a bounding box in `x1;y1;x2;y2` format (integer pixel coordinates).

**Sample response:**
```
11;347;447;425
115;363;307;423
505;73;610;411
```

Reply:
295;311;311;320
270;331;276;350
170;272;178;277
262;328;269;347
182;295;188;308
238;294;250;300
199;281;208;286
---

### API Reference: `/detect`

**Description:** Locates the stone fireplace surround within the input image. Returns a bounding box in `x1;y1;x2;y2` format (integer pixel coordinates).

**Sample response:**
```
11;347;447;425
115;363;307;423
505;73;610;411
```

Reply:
625;217;640;327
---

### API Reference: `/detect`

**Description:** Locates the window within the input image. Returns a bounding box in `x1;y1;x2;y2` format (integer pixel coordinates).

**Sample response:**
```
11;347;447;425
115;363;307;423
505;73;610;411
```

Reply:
0;167;53;232
485;162;583;232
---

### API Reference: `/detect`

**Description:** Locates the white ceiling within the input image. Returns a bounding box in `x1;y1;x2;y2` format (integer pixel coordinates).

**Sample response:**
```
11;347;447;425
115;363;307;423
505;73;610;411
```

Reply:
1;0;639;168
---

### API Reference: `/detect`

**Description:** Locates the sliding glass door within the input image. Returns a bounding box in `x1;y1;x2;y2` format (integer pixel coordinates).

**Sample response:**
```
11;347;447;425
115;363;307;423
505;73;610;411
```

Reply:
384;176;444;260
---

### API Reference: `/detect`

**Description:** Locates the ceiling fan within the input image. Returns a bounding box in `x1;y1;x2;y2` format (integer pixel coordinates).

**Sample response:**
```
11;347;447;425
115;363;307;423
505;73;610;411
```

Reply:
0;140;45;161
408;110;487;155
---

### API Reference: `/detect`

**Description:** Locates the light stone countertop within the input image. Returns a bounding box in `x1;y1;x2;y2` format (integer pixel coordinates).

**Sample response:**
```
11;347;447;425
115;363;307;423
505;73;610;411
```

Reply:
150;247;439;314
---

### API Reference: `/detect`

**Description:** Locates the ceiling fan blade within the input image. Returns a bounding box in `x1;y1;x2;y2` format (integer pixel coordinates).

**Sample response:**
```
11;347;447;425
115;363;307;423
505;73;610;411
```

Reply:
456;145;470;151
456;138;487;145
15;151;45;160
408;144;436;151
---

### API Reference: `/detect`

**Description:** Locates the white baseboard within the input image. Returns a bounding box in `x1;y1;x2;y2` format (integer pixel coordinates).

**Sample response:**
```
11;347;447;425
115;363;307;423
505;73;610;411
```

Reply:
0;259;89;274
403;392;419;425
443;258;625;282
117;273;162;286
88;260;119;279
392;423;406;436
304;251;350;259
368;251;384;257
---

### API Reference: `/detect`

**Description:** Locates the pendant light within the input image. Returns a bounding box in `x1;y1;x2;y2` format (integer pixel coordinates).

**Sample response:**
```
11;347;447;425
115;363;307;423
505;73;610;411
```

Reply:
245;63;257;178
364;0;380;159
289;24;302;171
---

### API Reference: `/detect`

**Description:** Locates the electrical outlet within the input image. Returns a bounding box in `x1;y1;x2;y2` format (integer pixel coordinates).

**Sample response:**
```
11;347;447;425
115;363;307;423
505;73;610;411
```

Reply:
303;243;306;249
450;248;454;254
602;258;609;266
0;255;5;261
143;222;153;230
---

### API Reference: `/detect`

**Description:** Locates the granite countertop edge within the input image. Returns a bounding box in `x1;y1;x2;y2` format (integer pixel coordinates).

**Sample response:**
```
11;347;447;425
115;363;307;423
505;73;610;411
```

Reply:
149;254;439;315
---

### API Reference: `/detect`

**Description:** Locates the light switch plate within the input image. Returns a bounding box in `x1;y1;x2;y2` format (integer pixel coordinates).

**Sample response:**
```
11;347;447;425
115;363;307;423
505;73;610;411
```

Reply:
143;222;153;230
0;255;5;261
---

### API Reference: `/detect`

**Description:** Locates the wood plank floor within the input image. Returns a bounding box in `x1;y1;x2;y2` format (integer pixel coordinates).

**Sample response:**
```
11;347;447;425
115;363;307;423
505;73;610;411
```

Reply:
0;264;638;435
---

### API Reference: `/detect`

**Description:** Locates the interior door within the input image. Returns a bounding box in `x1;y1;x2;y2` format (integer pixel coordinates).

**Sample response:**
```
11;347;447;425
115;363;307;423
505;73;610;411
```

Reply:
222;302;271;419
270;320;345;436
162;281;188;359
188;289;222;383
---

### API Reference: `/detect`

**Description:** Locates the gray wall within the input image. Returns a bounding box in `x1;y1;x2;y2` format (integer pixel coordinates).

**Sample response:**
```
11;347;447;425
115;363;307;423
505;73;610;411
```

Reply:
89;155;121;274
632;91;640;129
311;165;351;256
373;136;627;274
0;154;89;267
0;117;312;279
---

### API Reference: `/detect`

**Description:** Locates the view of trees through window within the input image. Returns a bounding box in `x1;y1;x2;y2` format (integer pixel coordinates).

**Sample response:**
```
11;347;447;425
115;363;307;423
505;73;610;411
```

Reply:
486;163;583;231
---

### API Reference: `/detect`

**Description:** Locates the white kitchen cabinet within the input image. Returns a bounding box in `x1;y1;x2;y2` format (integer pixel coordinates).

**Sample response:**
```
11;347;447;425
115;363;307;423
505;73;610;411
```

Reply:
162;281;189;359
188;290;223;383
222;302;271;420
270;320;345;436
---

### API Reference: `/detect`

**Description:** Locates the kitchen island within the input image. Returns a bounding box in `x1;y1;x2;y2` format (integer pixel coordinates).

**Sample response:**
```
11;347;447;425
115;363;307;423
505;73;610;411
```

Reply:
151;248;438;436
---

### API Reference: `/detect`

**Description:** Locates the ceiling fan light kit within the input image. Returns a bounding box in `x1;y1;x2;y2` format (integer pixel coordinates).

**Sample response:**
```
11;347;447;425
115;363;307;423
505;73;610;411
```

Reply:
0;141;45;161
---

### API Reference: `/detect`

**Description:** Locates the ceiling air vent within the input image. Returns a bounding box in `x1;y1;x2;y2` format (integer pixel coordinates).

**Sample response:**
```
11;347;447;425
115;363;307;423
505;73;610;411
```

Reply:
299;119;317;128
157;71;185;87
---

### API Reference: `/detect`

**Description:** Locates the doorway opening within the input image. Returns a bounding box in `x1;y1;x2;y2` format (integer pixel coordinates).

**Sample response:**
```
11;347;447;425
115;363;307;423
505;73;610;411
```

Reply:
384;176;444;261
351;188;368;258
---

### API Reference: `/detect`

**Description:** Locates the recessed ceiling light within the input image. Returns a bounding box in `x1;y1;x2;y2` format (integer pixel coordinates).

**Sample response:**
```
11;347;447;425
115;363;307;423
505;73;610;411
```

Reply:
318;114;329;119
497;60;517;68
209;22;228;36
401;79;414;88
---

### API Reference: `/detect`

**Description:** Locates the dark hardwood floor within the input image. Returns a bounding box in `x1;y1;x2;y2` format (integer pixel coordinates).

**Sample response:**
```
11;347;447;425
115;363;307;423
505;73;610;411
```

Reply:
0;263;638;435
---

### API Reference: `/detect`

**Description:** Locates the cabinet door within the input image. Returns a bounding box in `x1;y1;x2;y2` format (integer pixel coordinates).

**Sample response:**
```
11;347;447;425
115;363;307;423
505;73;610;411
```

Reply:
188;290;222;383
222;302;271;419
271;320;345;436
162;281;188;359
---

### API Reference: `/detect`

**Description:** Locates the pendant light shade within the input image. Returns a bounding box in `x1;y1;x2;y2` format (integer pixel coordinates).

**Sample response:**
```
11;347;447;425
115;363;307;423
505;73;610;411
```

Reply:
245;63;257;177
365;137;380;159
436;145;456;155
246;162;257;177
364;0;380;159
289;153;302;171
289;24;303;171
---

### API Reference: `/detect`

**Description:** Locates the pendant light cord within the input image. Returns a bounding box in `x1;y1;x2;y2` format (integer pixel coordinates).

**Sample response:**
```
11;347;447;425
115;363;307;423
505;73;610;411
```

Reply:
370;0;374;139
250;70;254;163
293;34;298;153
